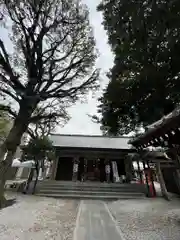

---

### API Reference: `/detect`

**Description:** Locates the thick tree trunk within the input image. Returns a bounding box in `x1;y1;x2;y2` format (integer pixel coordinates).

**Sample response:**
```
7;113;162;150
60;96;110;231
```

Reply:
0;144;8;164
0;151;16;208
0;102;37;207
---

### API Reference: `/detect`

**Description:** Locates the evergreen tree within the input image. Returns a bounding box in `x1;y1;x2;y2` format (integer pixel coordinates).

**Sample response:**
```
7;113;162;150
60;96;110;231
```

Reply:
97;0;180;135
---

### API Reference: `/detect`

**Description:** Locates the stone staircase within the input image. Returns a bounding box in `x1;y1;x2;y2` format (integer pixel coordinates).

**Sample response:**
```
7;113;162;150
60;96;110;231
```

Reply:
35;181;146;200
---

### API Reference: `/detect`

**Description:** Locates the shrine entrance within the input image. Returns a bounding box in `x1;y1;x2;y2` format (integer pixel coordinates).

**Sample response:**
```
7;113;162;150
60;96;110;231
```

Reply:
53;142;132;183
78;158;102;182
86;159;101;181
77;158;115;182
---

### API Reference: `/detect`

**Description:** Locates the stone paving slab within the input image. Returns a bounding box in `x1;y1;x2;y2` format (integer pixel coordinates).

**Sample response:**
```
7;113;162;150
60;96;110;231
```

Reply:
1;193;180;240
74;200;124;240
108;198;180;240
0;193;78;240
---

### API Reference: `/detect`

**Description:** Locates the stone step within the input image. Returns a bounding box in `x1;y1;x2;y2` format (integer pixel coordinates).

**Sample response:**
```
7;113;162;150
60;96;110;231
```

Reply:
37;182;144;189
38;183;141;188
38;189;145;196
36;181;146;200
38;181;140;188
36;193;145;200
38;185;145;193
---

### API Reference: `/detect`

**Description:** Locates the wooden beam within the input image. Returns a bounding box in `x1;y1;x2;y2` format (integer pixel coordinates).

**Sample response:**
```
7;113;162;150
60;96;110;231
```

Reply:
55;149;128;159
149;160;173;163
160;164;176;168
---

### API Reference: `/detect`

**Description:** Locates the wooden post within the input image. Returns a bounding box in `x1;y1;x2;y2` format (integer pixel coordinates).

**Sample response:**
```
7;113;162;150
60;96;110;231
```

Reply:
50;157;58;180
137;158;143;184
175;169;180;192
143;161;150;197
173;152;180;193
84;158;87;179
168;146;180;194
147;160;156;197
156;162;170;200
72;157;79;181
125;155;133;183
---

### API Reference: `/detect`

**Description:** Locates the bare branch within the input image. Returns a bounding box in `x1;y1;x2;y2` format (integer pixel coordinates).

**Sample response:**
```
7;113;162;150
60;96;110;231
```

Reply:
30;112;65;124
0;39;25;93
0;0;99;144
0;88;20;102
27;127;35;139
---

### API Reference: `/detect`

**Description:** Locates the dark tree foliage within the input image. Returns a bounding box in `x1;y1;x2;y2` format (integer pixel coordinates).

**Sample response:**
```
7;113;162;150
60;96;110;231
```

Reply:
22;136;55;193
97;0;180;135
23;137;54;161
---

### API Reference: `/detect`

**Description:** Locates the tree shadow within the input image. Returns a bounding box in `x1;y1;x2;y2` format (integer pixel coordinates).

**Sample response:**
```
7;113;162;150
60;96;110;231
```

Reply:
1;198;16;210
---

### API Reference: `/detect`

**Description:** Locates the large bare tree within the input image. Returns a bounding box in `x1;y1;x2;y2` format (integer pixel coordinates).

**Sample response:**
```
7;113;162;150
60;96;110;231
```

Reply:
0;0;99;207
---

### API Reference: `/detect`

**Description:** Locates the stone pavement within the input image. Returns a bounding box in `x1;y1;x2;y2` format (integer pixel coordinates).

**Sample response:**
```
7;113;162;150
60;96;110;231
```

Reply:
73;200;125;240
0;192;78;240
1;193;180;240
109;198;180;240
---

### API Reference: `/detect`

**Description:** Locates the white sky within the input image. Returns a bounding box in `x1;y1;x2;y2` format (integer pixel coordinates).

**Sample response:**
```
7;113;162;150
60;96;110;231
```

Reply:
1;1;114;136
59;0;114;135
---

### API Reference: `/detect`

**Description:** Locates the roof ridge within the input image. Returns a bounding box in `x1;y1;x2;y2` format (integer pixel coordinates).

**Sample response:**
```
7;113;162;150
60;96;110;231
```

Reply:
50;133;130;139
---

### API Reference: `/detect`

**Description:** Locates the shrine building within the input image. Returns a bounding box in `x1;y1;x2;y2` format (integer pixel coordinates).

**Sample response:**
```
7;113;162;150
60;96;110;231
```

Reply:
49;134;134;182
130;106;180;197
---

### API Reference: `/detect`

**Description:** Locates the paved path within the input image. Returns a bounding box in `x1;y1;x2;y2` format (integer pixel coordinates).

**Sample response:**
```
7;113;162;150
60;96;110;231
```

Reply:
3;194;180;240
73;200;125;240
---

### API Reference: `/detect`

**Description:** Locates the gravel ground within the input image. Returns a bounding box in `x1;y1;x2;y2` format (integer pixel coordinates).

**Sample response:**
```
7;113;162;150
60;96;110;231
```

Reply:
0;193;78;240
1;192;180;240
108;198;180;240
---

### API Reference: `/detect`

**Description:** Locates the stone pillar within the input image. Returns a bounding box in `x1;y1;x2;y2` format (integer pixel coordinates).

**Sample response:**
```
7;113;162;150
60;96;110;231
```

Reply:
46;161;51;179
15;167;24;179
156;162;170;200
111;160;120;183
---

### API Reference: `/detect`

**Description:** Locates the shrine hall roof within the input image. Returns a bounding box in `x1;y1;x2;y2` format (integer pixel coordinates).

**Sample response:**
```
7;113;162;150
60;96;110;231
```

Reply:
50;134;131;150
130;106;180;147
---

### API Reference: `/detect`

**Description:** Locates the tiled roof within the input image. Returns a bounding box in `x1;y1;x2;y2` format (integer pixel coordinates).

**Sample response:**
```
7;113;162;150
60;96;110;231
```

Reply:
130;106;180;146
50;134;131;150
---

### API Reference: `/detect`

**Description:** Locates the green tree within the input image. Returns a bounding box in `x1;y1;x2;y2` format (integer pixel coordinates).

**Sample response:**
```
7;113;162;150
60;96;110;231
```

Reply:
97;0;180;135
0;0;99;206
22;136;55;194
